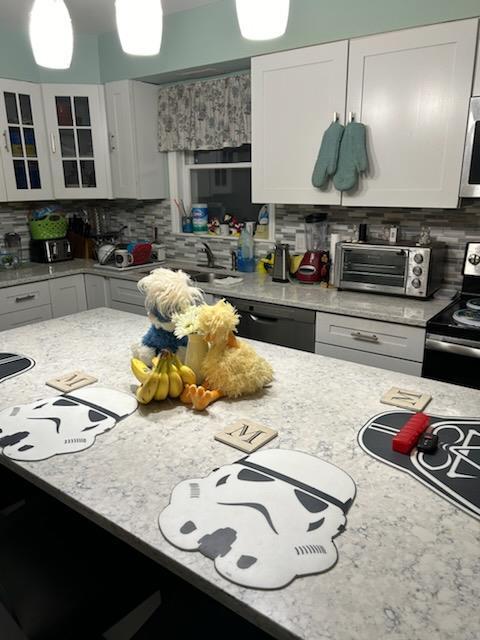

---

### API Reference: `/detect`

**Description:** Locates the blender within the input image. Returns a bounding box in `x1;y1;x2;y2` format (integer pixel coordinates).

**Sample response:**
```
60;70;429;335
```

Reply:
297;213;328;283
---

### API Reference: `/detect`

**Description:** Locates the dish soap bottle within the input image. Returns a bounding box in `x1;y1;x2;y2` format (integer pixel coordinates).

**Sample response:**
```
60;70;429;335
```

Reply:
238;222;255;272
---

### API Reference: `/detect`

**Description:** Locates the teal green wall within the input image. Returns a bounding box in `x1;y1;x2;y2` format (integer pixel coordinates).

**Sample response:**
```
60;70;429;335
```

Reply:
99;0;480;82
0;28;100;84
0;0;479;84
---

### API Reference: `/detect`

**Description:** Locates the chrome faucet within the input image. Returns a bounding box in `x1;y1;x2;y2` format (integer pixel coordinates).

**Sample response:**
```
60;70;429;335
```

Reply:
199;242;225;269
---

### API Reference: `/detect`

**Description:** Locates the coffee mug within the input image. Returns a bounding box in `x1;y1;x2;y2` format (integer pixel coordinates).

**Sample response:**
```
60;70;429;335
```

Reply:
115;249;134;268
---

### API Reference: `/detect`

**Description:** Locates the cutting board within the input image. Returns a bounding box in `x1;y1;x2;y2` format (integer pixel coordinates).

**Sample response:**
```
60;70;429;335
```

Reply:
0;352;35;383
358;411;480;521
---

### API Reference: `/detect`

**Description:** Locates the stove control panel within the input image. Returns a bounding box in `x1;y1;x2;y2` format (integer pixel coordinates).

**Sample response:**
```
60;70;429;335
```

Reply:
464;242;480;277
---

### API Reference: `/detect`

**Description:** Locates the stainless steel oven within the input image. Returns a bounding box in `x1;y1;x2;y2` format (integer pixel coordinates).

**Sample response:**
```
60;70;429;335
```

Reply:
460;96;480;197
334;242;445;298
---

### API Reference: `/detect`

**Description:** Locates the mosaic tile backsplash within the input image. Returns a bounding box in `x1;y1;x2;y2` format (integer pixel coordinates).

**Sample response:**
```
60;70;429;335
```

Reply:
1;199;480;291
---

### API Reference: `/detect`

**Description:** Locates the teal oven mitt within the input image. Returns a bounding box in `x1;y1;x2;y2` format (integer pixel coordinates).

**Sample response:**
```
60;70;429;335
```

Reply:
333;121;368;192
311;121;345;188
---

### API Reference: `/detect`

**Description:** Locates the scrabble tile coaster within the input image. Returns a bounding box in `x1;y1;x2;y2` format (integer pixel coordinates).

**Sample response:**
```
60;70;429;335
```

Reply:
215;420;278;453
381;387;432;412
46;371;98;393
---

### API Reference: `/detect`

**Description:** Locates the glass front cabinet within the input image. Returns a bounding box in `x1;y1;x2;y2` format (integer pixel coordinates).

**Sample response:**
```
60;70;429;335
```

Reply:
0;79;53;200
41;84;111;199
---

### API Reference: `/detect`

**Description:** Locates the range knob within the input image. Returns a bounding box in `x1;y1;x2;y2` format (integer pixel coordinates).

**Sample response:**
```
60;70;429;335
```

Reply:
411;278;421;289
413;254;424;264
468;253;480;266
413;266;423;276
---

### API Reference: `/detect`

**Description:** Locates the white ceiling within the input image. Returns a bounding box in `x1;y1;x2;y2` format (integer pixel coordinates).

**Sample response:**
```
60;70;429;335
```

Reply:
0;0;219;34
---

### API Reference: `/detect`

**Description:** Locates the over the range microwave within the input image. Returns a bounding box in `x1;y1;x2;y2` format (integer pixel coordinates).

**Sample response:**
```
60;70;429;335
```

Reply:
334;242;446;299
461;96;480;197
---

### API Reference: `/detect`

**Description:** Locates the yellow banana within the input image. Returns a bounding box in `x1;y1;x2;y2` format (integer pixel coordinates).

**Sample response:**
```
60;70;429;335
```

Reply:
154;359;169;401
172;355;196;385
135;358;162;404
168;368;184;398
131;358;152;383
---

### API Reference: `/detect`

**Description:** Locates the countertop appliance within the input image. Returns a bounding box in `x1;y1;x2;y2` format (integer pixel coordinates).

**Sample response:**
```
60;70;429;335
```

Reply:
272;244;290;283
222;296;316;352
297;213;327;283
334;241;446;298
423;241;480;389
460;96;480;197
30;238;72;263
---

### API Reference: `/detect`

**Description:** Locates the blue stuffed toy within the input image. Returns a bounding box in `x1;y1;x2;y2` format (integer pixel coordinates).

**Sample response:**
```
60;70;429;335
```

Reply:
132;268;204;365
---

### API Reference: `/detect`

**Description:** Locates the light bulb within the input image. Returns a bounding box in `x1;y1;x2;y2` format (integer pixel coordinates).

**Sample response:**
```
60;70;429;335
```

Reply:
235;0;289;40
115;0;163;56
29;0;74;69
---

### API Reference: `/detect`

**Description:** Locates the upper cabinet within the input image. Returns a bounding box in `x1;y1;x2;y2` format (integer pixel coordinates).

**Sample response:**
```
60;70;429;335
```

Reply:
0;79;53;201
41;84;111;199
344;19;478;208
252;41;348;205
473;31;480;97
106;80;168;199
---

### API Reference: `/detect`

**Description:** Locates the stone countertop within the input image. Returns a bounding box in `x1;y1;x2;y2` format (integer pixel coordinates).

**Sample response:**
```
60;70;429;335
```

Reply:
0;308;478;640
0;259;451;327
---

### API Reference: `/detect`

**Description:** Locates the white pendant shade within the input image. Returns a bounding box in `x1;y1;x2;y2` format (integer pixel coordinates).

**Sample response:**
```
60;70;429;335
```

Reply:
235;0;289;40
115;0;163;56
29;0;73;69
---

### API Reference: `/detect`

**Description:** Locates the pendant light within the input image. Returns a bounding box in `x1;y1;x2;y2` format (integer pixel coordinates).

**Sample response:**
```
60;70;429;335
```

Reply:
235;0;289;40
115;0;163;56
29;0;74;69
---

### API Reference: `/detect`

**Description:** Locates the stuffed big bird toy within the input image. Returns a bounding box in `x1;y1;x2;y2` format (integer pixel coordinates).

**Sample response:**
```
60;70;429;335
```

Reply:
181;299;273;411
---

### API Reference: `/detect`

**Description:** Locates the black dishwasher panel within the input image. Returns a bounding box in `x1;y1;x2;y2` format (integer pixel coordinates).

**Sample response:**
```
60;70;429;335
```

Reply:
223;297;316;352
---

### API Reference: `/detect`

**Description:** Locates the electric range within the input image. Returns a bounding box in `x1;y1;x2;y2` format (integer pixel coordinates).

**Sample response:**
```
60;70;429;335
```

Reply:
423;241;480;389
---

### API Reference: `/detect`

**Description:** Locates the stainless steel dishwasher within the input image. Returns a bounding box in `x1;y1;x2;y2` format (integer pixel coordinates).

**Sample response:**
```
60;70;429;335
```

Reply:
223;296;316;352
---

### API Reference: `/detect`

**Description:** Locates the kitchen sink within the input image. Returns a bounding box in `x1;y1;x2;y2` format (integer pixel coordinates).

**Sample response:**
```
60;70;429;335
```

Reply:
191;272;230;283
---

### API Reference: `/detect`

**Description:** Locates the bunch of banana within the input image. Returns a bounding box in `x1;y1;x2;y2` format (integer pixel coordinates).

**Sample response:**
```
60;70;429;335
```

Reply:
131;352;196;404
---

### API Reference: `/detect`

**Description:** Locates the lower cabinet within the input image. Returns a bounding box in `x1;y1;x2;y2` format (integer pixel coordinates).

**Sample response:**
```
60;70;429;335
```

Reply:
49;275;87;318
85;274;109;309
109;278;145;316
0;281;52;331
315;311;425;375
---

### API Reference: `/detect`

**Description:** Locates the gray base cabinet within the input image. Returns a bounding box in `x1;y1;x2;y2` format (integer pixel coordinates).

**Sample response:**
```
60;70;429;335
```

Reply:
85;274;109;309
49;275;87;319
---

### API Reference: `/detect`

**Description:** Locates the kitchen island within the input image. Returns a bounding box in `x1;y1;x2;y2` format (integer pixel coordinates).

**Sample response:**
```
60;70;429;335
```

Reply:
0;308;478;640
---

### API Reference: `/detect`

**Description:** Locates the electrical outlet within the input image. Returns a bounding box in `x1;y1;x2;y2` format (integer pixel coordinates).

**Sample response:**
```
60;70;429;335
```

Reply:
295;230;306;253
126;223;133;237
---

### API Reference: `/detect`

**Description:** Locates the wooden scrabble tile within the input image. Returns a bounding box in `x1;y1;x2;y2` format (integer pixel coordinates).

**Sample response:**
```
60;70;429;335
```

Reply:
46;371;98;393
215;420;278;453
381;387;432;412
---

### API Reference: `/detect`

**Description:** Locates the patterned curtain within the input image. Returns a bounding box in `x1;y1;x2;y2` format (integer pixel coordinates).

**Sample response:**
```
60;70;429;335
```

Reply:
157;73;251;152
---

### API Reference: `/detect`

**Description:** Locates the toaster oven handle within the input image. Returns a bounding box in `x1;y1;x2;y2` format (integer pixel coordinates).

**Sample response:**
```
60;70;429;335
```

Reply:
425;338;480;359
351;331;379;343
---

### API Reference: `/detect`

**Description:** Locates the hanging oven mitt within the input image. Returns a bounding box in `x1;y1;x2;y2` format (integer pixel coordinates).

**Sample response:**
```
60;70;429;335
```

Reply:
311;121;345;188
333;121;368;192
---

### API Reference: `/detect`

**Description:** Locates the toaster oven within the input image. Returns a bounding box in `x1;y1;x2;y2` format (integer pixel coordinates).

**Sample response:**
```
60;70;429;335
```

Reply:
334;242;446;298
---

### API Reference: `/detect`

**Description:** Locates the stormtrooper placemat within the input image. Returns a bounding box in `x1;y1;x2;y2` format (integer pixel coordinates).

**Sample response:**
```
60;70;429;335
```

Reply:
359;411;480;521
0;352;35;383
0;387;137;461
159;449;356;590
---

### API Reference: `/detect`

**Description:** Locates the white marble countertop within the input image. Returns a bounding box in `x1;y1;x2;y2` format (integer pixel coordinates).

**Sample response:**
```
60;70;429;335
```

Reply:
0;259;451;327
0;308;478;640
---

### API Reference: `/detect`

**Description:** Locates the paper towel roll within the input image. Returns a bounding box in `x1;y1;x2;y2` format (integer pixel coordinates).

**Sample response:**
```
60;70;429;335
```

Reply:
329;233;341;285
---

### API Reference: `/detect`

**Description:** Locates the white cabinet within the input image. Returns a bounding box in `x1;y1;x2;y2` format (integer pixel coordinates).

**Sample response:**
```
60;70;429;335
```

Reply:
41;84;111;199
251;40;348;205
106;80;168;199
109;278;146;316
473;28;480;97
85;274;109;309
49;275;87;318
0;79;53;201
0;160;6;201
315;311;425;375
344;19;478;208
0;281;52;331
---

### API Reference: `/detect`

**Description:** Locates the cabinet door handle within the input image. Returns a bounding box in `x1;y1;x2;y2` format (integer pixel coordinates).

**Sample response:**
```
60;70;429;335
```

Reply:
109;133;116;151
348;112;355;123
50;132;56;154
15;294;36;303
351;330;378;343
3;130;9;153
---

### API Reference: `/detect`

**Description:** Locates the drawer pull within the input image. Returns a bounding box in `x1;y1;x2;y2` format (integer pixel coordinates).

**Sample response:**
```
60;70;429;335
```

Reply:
15;294;36;303
351;331;379;343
